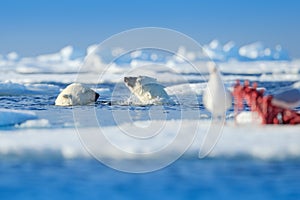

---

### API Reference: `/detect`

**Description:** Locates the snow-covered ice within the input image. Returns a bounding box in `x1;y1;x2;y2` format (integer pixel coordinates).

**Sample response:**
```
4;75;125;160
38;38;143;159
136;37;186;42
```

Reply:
0;120;299;160
0;109;37;126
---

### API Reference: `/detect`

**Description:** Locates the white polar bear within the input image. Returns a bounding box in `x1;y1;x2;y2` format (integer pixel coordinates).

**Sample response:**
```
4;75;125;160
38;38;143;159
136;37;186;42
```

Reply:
124;75;171;104
55;83;99;106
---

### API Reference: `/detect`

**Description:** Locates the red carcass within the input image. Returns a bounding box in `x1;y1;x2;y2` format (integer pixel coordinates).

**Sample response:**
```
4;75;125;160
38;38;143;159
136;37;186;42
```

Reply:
233;80;300;125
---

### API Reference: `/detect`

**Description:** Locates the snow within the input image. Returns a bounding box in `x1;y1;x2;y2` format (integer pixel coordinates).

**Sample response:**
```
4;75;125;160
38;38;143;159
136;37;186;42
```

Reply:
7;52;19;60
235;111;263;124
0;120;299;160
0;81;60;95
202;40;289;61
166;83;206;95
0;40;290;78
0;40;296;85
16;119;51;128
0;109;37;126
239;42;264;59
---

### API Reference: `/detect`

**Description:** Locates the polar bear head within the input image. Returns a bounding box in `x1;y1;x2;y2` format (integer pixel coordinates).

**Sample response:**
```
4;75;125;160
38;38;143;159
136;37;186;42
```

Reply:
124;76;157;91
55;83;99;106
124;75;170;104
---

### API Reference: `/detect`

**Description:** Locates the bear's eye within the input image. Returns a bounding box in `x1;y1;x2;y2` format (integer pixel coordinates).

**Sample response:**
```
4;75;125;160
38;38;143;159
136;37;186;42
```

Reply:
63;94;72;99
146;92;152;99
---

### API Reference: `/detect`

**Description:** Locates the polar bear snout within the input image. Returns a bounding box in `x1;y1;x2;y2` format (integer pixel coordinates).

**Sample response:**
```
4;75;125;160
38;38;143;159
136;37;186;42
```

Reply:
124;77;138;88
95;92;100;101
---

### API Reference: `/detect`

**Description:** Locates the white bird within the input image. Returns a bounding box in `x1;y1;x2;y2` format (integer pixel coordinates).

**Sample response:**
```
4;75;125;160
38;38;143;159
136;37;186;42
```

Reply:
203;63;232;119
271;88;300;109
200;63;233;158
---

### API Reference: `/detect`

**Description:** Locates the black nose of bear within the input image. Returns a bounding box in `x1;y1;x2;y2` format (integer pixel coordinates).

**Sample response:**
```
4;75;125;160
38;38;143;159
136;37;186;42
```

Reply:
95;93;100;101
124;77;128;83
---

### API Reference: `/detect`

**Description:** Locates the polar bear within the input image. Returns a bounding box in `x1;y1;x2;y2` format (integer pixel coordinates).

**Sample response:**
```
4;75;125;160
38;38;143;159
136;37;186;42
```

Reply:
124;75;171;104
55;83;99;106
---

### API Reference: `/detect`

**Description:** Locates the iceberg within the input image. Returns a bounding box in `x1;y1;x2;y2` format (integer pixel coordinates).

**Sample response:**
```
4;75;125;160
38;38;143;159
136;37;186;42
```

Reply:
0;40;291;77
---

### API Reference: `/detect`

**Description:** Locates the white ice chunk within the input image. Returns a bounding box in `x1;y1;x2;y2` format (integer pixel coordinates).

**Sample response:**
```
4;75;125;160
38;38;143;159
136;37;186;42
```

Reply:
0;109;37;126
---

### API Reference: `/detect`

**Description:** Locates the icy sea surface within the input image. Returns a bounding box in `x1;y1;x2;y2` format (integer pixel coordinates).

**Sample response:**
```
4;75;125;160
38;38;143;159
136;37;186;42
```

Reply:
1;42;300;199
